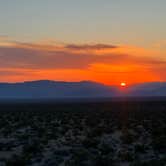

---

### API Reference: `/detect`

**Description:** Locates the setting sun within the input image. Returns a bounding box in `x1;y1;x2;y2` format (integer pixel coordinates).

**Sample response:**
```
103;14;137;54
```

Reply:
120;82;126;87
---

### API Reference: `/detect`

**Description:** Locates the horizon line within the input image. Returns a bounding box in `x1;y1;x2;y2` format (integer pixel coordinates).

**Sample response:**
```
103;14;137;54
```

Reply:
0;79;165;86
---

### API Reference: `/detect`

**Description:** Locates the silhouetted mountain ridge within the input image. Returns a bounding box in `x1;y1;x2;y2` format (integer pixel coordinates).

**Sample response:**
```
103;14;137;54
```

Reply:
128;82;166;96
0;80;116;98
0;80;165;98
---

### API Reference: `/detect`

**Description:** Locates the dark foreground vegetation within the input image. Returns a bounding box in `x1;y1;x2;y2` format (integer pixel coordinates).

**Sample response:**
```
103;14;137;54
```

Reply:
0;100;165;166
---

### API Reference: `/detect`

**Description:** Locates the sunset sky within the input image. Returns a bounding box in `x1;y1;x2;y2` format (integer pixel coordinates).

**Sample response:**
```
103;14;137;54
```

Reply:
0;0;165;85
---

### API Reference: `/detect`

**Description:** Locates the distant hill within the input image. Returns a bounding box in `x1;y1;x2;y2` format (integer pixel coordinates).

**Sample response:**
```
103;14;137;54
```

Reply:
0;80;165;99
0;80;116;99
128;82;166;96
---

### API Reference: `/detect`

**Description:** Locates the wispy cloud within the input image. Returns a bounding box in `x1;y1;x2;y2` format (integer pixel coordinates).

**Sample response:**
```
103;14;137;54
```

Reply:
65;44;117;50
0;39;165;84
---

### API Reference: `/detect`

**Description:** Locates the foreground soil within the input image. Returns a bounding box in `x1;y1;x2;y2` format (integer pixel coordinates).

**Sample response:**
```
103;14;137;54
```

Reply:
0;101;165;166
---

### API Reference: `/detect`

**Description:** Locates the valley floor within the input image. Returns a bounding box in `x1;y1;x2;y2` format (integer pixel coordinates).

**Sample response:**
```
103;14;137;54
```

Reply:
0;101;165;166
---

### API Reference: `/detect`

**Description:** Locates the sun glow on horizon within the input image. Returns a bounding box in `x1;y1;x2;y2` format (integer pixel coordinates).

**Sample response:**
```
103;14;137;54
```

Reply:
120;82;126;87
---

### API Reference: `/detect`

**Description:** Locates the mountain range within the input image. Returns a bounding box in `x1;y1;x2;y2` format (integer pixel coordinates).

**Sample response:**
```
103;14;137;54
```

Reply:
0;80;165;99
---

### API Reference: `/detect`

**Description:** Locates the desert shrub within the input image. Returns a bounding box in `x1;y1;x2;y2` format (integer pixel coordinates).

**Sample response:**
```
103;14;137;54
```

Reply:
118;151;134;162
5;154;28;166
82;137;100;149
131;158;166;166
87;127;104;138
22;141;42;155
53;149;70;157
152;135;166;152
134;144;146;153
99;143;114;156
66;148;91;166
121;131;135;144
94;154;114;166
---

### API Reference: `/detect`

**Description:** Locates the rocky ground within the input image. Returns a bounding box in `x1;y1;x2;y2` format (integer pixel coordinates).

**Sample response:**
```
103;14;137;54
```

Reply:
0;101;165;166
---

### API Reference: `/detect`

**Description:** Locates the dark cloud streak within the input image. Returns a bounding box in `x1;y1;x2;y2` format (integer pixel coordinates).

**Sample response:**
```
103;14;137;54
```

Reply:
65;44;117;50
0;42;165;71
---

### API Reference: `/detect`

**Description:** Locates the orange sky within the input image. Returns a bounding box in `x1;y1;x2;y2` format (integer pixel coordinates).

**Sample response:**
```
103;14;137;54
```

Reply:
0;38;165;85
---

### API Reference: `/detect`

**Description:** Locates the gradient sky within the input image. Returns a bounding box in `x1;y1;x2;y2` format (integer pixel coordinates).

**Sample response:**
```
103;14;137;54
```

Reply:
0;0;166;85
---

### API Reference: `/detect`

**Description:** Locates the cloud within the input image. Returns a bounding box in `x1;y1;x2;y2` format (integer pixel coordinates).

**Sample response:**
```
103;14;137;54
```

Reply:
0;40;165;69
0;40;120;69
65;44;117;50
0;35;8;40
154;40;166;49
0;39;165;84
0;70;24;76
0;69;35;76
